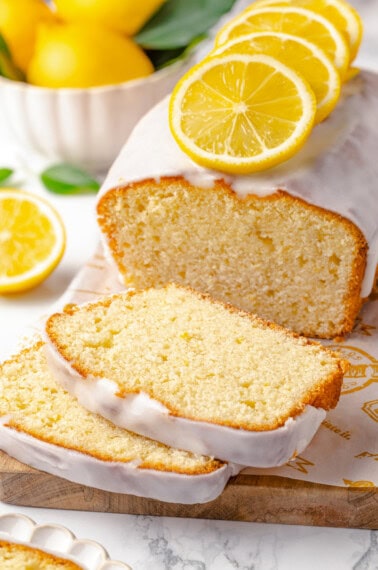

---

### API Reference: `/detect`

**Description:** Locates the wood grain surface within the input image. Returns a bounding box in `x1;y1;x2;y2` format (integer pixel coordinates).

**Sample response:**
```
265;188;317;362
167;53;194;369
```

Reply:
0;452;376;529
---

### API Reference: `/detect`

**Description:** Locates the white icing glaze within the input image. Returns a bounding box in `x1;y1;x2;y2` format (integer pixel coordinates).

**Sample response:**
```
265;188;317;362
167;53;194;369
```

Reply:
44;342;326;467
0;415;237;504
99;71;378;298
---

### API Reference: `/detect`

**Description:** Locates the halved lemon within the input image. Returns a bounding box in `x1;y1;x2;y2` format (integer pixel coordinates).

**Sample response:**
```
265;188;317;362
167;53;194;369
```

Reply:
169;54;316;175
0;189;66;293
212;32;340;123
251;0;363;61
215;6;350;76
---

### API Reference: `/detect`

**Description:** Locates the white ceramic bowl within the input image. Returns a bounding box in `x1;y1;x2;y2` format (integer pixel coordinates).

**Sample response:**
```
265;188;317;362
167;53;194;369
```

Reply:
0;513;132;569
0;58;192;174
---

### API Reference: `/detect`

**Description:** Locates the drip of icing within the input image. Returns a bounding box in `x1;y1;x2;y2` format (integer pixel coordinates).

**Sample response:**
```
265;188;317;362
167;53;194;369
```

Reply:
44;341;326;467
0;417;235;504
99;71;378;298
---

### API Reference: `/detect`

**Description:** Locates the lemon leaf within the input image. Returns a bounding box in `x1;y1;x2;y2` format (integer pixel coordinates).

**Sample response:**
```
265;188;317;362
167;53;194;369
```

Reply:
148;35;205;70
0;32;25;82
0;32;11;58
147;46;187;70
41;164;100;195
135;0;237;50
0;168;13;185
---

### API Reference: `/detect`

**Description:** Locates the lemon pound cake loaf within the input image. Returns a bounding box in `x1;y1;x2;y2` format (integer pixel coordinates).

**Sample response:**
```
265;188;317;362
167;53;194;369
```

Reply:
0;540;83;569
45;285;347;466
0;342;235;504
97;71;378;339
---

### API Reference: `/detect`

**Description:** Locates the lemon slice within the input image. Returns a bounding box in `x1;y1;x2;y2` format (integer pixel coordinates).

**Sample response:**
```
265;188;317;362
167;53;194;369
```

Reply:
215;6;350;76
169;54;316;175
252;0;363;61
344;66;360;81
212;32;340;123
0;189;66;293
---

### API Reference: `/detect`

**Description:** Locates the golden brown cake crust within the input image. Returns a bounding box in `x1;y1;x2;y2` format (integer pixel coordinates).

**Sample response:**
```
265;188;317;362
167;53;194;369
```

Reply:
46;285;348;433
97;176;368;339
0;342;223;476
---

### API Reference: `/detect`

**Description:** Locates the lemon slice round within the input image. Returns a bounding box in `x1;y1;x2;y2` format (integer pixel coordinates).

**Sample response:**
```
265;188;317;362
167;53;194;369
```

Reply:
0;189;66;293
212;32;340;123
169;54;316;175
252;0;363;61
215;6;350;76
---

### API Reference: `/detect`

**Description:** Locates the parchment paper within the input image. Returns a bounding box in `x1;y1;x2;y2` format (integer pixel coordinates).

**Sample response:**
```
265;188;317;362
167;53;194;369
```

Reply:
25;244;377;489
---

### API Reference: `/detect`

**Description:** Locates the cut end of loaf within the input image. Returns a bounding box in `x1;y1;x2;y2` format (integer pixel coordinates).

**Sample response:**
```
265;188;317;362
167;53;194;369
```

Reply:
97;177;367;339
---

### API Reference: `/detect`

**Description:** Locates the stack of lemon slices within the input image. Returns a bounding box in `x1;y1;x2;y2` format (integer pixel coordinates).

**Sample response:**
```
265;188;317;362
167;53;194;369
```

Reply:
169;0;363;174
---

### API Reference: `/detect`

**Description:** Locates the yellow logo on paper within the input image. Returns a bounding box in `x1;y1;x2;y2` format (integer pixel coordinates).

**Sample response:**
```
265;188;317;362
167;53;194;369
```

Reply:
343;479;375;488
355;451;378;461
286;455;314;474
322;419;351;439
352;316;376;336
328;345;378;395
361;399;378;422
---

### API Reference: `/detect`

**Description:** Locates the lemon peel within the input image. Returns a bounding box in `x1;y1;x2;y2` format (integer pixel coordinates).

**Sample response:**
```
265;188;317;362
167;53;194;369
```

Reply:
211;31;340;123
169;54;316;175
0;189;66;293
215;6;350;77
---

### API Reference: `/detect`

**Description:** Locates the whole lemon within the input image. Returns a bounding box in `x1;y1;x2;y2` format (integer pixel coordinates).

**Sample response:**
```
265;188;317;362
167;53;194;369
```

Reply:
54;0;166;36
27;23;154;88
0;0;56;72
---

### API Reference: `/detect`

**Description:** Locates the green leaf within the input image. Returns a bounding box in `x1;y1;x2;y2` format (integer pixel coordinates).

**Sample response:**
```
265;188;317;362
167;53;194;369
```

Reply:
135;0;237;50
147;35;204;70
147;46;187;70
0;168;13;185
0;32;11;59
0;54;25;81
0;32;25;82
40;164;100;195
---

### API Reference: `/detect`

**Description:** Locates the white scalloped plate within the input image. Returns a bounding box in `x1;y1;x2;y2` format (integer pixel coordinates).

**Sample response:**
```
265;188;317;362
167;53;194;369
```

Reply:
0;513;132;569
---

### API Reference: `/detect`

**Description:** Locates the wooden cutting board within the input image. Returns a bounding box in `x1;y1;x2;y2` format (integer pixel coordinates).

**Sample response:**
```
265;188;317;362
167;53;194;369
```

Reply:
0;452;376;529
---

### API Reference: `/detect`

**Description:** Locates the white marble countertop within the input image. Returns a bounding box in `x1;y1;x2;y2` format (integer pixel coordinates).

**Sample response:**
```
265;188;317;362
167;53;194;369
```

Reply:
0;501;377;570
0;0;377;567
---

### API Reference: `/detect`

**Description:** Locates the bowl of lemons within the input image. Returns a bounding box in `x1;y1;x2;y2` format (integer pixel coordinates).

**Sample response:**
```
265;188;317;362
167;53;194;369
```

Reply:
0;0;236;172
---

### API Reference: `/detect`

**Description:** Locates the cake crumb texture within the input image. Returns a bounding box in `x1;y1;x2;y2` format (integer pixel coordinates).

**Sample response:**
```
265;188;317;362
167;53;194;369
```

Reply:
0;342;223;475
0;539;82;569
97;177;367;338
46;284;347;431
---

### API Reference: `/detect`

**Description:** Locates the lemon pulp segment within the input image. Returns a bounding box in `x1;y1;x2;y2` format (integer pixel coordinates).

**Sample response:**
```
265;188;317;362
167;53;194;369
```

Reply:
169;54;316;174
0;190;65;292
251;0;363;61
215;6;350;76
212;32;340;123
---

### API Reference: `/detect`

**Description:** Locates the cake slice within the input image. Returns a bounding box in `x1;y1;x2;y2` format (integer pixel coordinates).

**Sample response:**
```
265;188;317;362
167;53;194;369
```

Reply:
96;71;378;339
45;284;348;466
0;540;83;569
0;342;234;504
